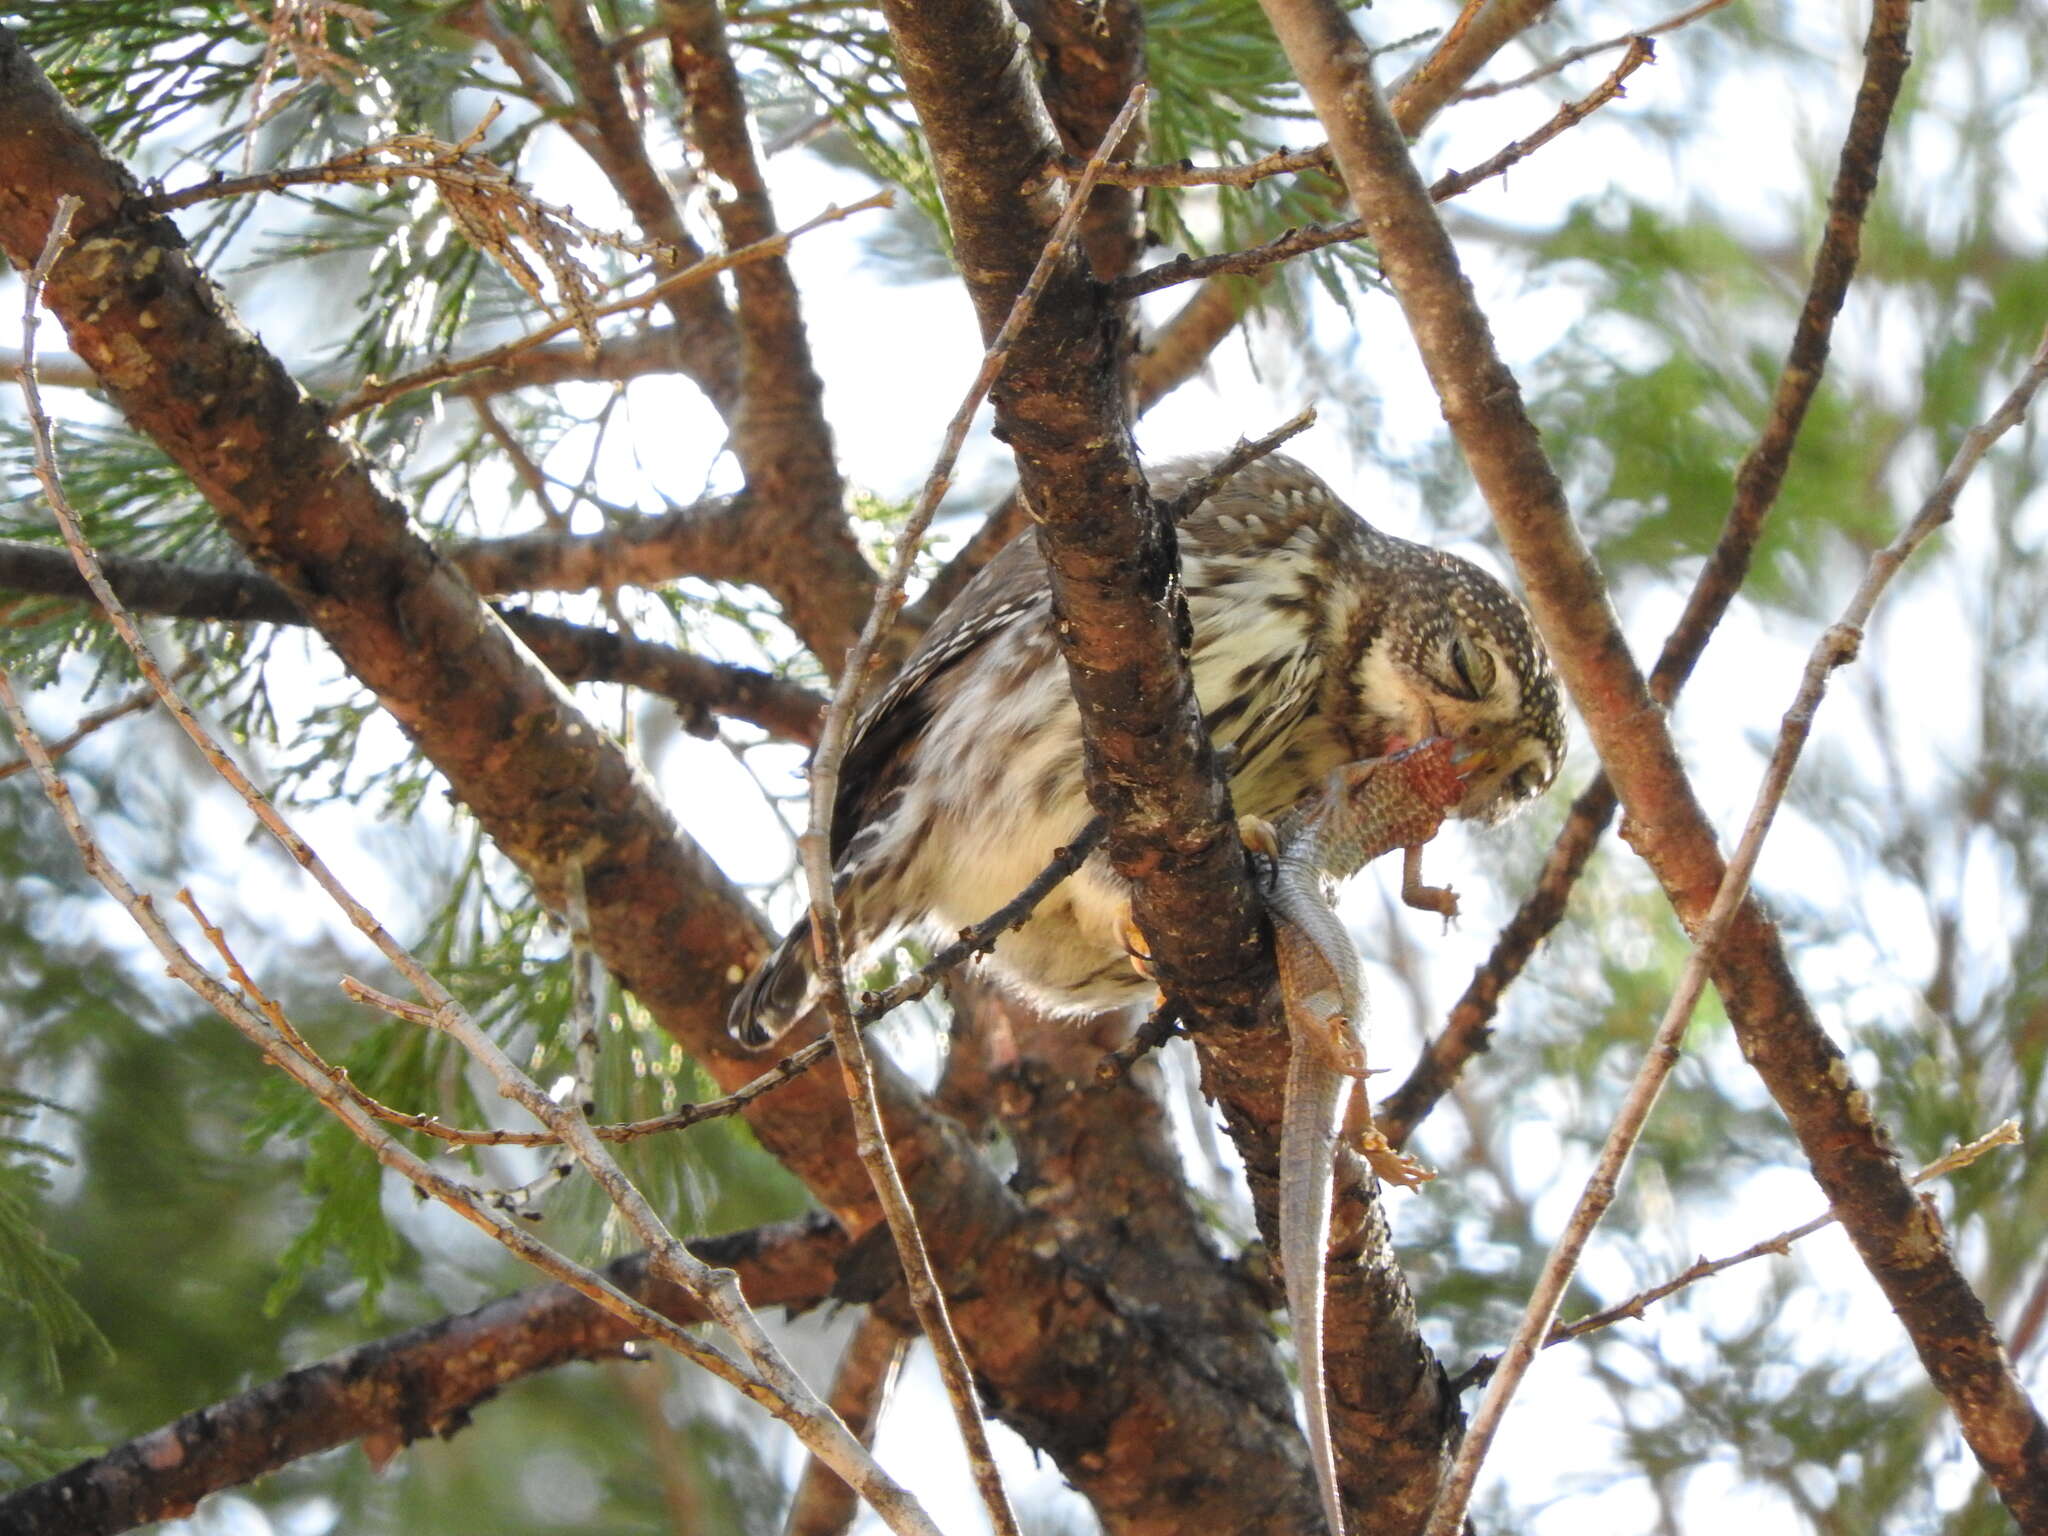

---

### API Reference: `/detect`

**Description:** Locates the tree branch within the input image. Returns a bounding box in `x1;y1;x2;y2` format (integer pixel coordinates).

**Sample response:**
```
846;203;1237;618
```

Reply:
0;538;826;744
1382;0;1920;1141
1255;0;2048;1523
666;0;880;674
0;1217;847;1536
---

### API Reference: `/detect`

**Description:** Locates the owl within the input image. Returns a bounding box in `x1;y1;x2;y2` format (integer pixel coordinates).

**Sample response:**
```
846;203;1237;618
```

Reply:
730;453;1565;1047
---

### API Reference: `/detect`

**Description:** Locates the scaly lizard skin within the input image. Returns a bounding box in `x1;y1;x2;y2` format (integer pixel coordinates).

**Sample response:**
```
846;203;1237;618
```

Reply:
1247;736;1468;1536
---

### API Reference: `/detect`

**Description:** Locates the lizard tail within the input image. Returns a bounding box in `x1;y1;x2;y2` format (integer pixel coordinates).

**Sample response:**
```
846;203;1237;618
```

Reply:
1282;1045;1352;1536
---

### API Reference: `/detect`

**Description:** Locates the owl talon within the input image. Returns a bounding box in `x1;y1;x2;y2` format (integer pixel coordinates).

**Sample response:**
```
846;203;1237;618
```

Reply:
1121;914;1156;982
1238;813;1281;860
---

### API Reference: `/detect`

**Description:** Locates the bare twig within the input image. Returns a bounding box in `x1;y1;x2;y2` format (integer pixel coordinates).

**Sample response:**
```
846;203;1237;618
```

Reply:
1053;141;1336;191
1096;999;1185;1081
1115;218;1377;301
334;191;891;417
1455;0;1733;101
1159;406;1318;521
333;816;1107;1151
1449;1119;2026;1376
0;668;185;782
1427;37;1654;200
1114;50;1644;304
800;84;1146;1536
12;196;943;1536
1427;323;2048;1536
782;1314;910;1536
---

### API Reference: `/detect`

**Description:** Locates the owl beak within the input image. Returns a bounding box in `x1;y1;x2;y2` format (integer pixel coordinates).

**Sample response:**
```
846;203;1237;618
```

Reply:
1449;741;1497;779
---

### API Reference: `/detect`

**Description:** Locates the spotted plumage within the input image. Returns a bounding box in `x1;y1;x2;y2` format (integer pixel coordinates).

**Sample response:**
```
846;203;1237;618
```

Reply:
729;453;1566;1047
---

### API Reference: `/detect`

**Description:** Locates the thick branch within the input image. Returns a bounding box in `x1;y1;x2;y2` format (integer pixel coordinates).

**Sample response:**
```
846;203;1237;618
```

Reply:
1258;0;2048;1521
0;539;824;744
0;1217;845;1536
1013;0;1147;282
665;0;875;673
880;2;1455;1529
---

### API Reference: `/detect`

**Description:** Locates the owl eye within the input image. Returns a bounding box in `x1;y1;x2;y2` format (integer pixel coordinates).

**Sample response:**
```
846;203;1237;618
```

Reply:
1448;635;1496;700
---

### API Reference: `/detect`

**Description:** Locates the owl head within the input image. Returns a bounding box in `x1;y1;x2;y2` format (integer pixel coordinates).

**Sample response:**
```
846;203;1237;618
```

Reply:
1350;546;1566;824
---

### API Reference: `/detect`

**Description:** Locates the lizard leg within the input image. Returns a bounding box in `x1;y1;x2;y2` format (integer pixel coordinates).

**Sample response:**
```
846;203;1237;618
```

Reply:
1275;927;1370;1079
1400;843;1459;923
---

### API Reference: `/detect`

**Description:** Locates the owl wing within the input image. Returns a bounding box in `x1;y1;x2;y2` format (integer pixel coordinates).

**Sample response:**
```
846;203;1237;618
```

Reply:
830;528;1051;861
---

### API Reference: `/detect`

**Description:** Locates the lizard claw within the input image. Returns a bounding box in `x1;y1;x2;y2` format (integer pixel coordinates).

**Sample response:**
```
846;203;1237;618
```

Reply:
1307;1010;1370;1079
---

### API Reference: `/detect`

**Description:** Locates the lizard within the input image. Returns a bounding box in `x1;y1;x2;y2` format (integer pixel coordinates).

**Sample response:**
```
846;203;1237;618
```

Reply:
1242;735;1470;1536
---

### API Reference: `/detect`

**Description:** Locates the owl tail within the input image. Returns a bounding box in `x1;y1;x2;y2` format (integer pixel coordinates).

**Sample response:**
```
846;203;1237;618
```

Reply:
729;917;819;1049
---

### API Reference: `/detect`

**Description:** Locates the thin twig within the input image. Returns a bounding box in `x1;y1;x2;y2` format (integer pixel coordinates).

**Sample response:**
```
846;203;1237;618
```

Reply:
1096;998;1185;1081
1159;406;1318;521
1427;37;1654;201
797;95;1149;1536
1425;323;2048;1536
1114;217;1378;301
13;195;943;1536
0;666;189;782
1446;1119;2026;1386
1455;0;1732;101
335;191;891;417
333;816;1107;1150
1113;49;1643;304
1052;141;1336;191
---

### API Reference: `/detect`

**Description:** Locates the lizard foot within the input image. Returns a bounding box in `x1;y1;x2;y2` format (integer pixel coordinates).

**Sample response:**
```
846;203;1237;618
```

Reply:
1356;1125;1435;1190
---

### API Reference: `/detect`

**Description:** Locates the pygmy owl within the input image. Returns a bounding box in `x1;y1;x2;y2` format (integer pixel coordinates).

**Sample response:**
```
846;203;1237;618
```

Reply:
730;453;1566;1047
